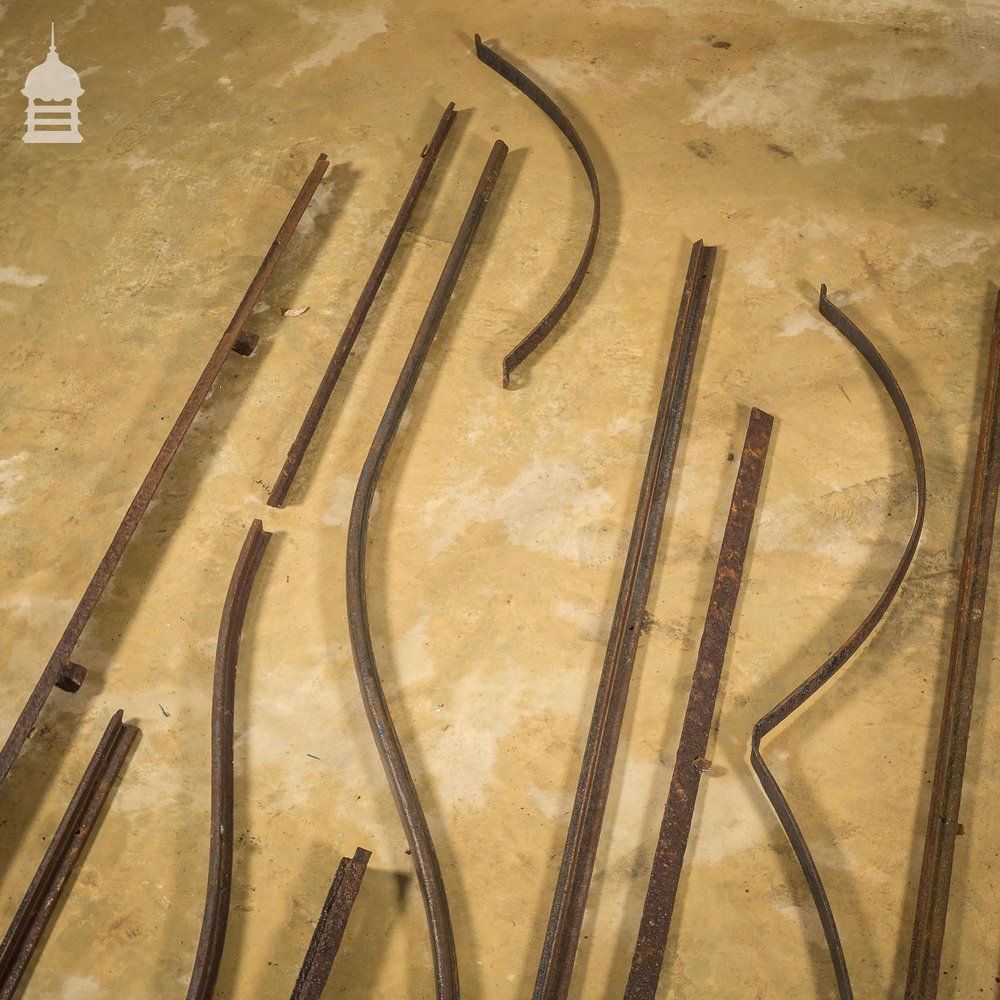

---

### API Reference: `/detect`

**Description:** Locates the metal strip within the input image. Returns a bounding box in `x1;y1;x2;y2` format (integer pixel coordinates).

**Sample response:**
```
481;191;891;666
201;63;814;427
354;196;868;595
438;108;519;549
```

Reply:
624;406;773;1000
0;155;328;789
346;140;507;1000
905;291;1000;999
187;519;271;1000
0;710;139;997
268;107;458;508
533;241;717;1000
750;285;926;1000
474;35;601;389
290;847;371;1000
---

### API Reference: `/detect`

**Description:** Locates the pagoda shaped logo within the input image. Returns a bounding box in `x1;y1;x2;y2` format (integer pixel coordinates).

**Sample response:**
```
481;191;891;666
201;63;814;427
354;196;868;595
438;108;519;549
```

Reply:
22;24;84;143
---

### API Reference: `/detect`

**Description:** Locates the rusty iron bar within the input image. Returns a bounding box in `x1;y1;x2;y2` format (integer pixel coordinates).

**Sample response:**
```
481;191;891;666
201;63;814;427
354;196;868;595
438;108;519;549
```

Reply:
905;291;1000;1000
474;35;601;389
187;519;271;1000
268;107;458;508
533;241;717;1000
624;406;773;1000
346;139;508;1000
0;710;139;997
0;155;328;791
290;847;371;1000
750;285;926;1000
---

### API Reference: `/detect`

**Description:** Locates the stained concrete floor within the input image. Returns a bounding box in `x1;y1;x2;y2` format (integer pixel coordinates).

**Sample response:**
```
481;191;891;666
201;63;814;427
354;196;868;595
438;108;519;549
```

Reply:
1;0;999;997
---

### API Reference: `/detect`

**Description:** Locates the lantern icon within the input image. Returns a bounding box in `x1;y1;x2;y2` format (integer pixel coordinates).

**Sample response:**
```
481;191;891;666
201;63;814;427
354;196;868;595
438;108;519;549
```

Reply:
22;24;84;144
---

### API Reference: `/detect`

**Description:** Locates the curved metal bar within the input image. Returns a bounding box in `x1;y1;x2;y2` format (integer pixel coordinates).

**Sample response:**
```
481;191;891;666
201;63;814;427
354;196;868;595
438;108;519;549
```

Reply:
268;106;458;508
474;34;601;389
346;141;507;1000
750;285;926;1000
188;519;271;1000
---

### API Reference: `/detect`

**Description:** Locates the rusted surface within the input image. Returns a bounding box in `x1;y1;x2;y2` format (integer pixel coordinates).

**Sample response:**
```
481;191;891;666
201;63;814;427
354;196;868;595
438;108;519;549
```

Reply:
474;35;600;389
905;292;1000;1000
533;241;716;1000
751;285;926;1000
346;140;507;1000
187;519;271;1000
0;710;139;998
0;155;328;789
625;406;773;1000
290;847;371;1000
268;107;457;508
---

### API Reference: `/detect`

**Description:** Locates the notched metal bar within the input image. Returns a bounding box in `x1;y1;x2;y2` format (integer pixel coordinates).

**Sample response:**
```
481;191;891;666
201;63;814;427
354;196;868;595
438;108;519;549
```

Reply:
750;285;926;1000
0;710;139;998
533;241;717;1000
474;34;601;389
187;518;271;1000
0;155;328;789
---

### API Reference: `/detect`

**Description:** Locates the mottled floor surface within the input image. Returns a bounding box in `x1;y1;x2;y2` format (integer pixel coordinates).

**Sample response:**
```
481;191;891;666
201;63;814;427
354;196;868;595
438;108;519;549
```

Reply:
1;0;998;997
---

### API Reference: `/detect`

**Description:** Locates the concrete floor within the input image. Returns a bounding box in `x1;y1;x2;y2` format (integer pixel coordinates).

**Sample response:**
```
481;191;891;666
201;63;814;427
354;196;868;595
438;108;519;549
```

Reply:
1;0;999;997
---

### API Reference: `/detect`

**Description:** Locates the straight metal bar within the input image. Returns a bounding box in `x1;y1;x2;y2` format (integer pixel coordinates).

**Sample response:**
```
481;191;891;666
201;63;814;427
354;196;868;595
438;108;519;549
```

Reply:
905;291;1000;999
187;518;271;1000
268;107;458;508
0;710;139;997
624;405;773;1000
0;155;328;790
290;847;371;1000
533;241;717;1000
346;140;507;1000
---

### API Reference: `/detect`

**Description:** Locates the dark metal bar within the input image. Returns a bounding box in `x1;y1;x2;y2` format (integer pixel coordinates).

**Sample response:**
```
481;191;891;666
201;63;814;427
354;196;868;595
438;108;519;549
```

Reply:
188;519;271;1000
533;241;716;1000
624;406;772;1000
0;155;328;790
346;139;508;1000
268;107;458;508
474;34;601;389
0;710;139;997
751;285;926;1000
905;291;1000;1000
290;847;371;1000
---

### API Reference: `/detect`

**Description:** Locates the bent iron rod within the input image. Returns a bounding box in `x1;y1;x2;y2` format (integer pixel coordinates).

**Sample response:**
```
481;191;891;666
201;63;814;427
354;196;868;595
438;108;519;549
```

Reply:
0;710;139;998
533;241;717;1000
0;155;328;790
906;291;1000;1000
346;140;508;1000
751;286;926;1000
188;519;271;1000
268;106;458;508
624;406;773;1000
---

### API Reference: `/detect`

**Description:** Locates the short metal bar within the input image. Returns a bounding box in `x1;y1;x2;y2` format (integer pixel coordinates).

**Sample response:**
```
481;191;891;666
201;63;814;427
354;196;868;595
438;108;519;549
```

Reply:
751;285;926;1000
0;710;139;997
290;847;371;1000
624;406;773;1000
346;140;508;1000
0;155;328;790
187;519;271;1000
474;35;601;389
268;107;458;508
905;291;1000;1000
533;241;717;1000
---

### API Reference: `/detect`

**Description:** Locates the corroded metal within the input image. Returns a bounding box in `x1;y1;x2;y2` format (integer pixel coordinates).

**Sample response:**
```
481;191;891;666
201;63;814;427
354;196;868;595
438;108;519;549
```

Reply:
625;406;773;1000
0;710;139;997
290;847;371;1000
188;519;271;1000
751;285;926;1000
0;155;328;789
533;241;716;1000
905;291;1000;1000
474;35;600;389
346;140;507;1000
269;107;458;508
